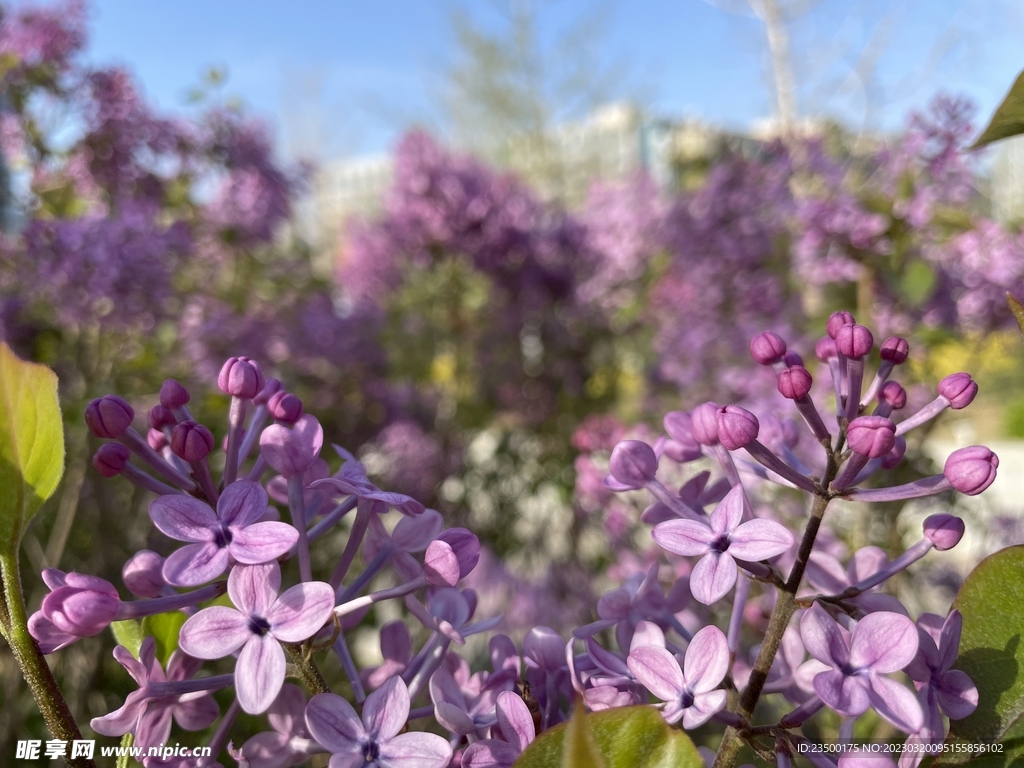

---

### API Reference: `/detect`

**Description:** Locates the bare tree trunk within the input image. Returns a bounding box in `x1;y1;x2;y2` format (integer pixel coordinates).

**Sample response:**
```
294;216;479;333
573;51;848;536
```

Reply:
750;0;798;129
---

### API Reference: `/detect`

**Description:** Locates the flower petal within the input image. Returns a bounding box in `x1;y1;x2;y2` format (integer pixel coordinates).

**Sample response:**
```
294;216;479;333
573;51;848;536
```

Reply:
651;520;715;557
228;562;281;615
937;611;963;673
305;692;366;752
172;692;220;732
813;669;870;716
178;606;250;659
267;581;335;643
800;604;850;668
378;731;454;768
90;689;149;737
162;542;229;587
434;701;476;735
850;612;918;674
682;689;727;730
362;675;410;742
496;689;535;751
727;519;794;561
709;485;747;536
229;521;299;565
867;675;924;733
689;552;737;605
627;645;683;702
218;480;269;527
462;740;520;768
237;634;286;714
935;669;979;720
149;495;218;543
683;625;730;694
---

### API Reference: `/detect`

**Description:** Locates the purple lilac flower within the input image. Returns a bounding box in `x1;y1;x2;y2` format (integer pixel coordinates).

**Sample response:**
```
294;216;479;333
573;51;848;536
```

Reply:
800;604;923;733
627;624;730;728
304;676;452;768
461;690;537;768
232;684;322;768
28;569;119;653
149;480;298;587
652;485;794;604
177;562;335;713
904;611;978;741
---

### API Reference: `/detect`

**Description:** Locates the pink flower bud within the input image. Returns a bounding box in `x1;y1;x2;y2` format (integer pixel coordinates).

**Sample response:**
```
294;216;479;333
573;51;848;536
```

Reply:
938;373;977;410
880;336;909;364
717;405;759;450
260;414;324;478
826;311;856;339
93;443;130;477
878;381;907;410
147;428;168;451
944;445;998;496
690;402;721;446
608;440;658;488
268;391;304;423
836;324;874;358
217;356;265;399
159;378;190;408
434;528;481;579
84;395;134;439
662;411;702;462
815;336;838;362
777;365;812;400
253;377;283;406
847;416;897;458
122;550;167;598
148;405;176;430
423;540;461;587
749;331;787;365
923;514;965;551
171;420;215;462
39;571;120;638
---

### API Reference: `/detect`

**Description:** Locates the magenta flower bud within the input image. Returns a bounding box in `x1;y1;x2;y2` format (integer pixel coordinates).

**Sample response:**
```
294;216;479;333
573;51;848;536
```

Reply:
218;356;265;399
878;381;907;410
662;411;702;462
777;365;812;400
881;436;906;470
148;405;176;431
815;336;838;362
268;391;304;423
608;440;658;488
836;324;874;358
716;405;759;450
39;572;120;637
253;377;283;406
159;378;191;409
122;550;167;598
847;416;897;458
147;428;168;452
93;443;130;478
782;350;804;367
938;373;977;410
944;446;998;496
923;514;965;551
880;336;909;364
85;395;134;439
690;402;721;446
826;311;856;339
171;420;215;462
749;331;787;365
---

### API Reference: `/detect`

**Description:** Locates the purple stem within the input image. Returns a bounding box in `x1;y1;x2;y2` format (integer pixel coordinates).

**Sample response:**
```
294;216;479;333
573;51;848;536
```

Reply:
190;459;220;506
844;357;865;422
332;633;366;703
860;361;895;407
119;428;196;490
894;397;949;437
114;582;226;620
223;396;247;486
197;698;239;768
645;479;705;521
288;475;312;582
330;498;375;590
845;475;950;502
245;454;268;483
727;575;750;654
307;497;358;544
334;576;427;618
406;633;450;702
119;463;186;497
843;539;933;595
710;443;742;487
779;695;824;728
146;675;234;698
238;404;267;467
743;441;818;493
339;546;394;602
793;395;832;445
830;453;870;492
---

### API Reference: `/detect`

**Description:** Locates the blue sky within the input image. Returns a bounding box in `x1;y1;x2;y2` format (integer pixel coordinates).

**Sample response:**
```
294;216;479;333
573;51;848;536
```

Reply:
78;0;1024;161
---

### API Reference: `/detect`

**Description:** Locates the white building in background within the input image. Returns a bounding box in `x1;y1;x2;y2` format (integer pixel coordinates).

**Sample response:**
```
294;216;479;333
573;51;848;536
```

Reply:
992;136;1024;223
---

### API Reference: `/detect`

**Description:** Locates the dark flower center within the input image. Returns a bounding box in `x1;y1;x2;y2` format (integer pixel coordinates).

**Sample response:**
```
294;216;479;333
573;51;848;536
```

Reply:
248;615;271;636
213;525;233;548
710;535;731;553
363;740;380;763
680;688;695;709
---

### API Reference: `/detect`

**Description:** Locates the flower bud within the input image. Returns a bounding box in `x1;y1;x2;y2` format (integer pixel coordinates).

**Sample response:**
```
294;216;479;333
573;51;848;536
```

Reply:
923;514;965;551
268;391;304;423
148;405;176;430
93;443;130;477
938;373;977;410
690;402;721;446
815;336;837;362
39;571;120;637
84;395;134;439
171;420;215;462
749;331;787;365
777;365;812;400
878;381;907;410
147;428;168;451
217;356;265;399
717;405;759;450
826;311;856;339
608;440;659;488
836;324;874;358
253;377;283;406
944;445;998;496
122;550;167;598
434;528;481;579
159;378;190;409
847;416;897;458
880;336;909;364
881;436;906;469
782;350;804;368
423;540;461;587
662;411;702;462
260;414;324;478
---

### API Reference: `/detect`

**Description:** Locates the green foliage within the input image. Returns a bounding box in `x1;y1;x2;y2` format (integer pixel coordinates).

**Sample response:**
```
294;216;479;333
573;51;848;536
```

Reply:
142;611;188;666
109;620;144;659
971;69;1024;149
0;342;64;552
513;705;703;768
934;546;1024;766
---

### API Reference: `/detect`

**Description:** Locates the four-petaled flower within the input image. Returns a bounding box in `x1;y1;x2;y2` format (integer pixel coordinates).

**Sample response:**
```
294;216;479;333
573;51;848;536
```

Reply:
178;562;335;714
627;624;730;728
652;485;793;604
149;480;299;587
304;676;452;768
800;604;923;733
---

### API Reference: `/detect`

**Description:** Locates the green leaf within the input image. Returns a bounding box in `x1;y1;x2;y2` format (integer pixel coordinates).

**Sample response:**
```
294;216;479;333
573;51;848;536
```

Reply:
933;546;1024;766
563;700;607;768
971;69;1024;149
142;611;188;666
513;705;704;768
1008;293;1024;342
110;619;144;659
0;342;64;552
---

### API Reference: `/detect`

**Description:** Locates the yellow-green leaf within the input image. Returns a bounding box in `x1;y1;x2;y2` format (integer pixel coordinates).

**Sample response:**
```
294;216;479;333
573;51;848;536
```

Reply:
971;69;1024;149
110;619;144;659
563;701;607;768
142;611;188;665
0;343;64;551
1008;293;1024;342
